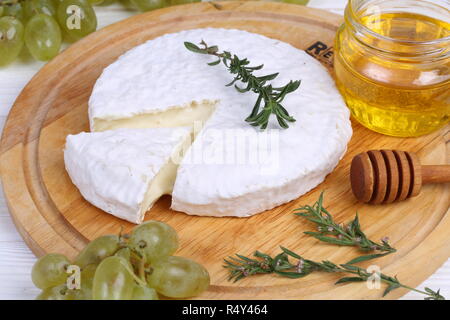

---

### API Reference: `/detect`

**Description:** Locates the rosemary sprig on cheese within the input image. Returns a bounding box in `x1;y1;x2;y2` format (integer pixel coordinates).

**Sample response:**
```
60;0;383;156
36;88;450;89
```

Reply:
294;193;396;264
224;248;445;300
184;40;301;130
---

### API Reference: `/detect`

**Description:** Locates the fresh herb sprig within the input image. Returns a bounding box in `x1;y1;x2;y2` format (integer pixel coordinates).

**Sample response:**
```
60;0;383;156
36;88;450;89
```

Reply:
224;194;444;300
224;247;445;300
184;40;301;130
294;193;396;264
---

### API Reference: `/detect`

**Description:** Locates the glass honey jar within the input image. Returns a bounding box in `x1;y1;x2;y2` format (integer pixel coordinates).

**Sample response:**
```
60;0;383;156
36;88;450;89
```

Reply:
334;0;450;137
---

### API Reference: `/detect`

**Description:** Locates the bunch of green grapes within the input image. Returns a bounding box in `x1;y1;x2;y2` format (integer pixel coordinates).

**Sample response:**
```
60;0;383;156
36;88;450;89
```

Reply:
0;0;99;66
0;0;309;67
32;220;210;300
0;0;204;66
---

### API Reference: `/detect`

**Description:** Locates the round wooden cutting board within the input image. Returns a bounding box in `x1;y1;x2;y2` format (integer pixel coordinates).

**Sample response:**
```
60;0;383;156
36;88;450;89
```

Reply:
0;1;449;300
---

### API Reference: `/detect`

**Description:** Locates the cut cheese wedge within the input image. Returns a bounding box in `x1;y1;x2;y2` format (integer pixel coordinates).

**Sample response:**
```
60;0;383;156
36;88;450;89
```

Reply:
64;127;191;224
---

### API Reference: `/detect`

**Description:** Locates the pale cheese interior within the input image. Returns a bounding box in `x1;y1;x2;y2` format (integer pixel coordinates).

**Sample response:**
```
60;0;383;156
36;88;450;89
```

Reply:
138;130;194;221
93;100;217;132
100;101;216;221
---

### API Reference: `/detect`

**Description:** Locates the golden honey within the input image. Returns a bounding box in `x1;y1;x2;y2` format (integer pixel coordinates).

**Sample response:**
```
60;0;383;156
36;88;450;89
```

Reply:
335;0;450;137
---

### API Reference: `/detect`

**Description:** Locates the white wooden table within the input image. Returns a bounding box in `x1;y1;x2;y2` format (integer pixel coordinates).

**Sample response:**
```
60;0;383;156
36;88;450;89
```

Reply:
0;0;449;300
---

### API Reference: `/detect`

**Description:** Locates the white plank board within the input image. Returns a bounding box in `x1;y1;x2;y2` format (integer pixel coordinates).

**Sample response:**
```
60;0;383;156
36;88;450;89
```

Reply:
0;0;448;300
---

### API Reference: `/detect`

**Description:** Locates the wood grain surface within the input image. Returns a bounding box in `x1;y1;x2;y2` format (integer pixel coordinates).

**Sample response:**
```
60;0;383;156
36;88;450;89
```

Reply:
0;1;449;300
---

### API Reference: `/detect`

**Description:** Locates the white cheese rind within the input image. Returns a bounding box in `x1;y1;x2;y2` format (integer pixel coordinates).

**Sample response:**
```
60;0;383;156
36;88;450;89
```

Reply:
88;28;352;218
64;127;191;223
171;102;351;217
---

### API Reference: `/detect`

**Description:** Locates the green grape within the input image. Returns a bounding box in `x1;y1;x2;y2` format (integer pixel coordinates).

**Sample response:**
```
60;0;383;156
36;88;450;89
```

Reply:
56;0;97;42
64;289;86;300
31;253;71;290
36;284;69;300
130;0;166;12
100;0;118;4
128;220;179;263
3;3;25;22
92;256;134;300
87;0;105;5
80;264;97;289
0;16;24;67
114;247;131;260
25;14;61;61
94;0;118;6
23;0;57;21
171;0;200;5
65;264;96;300
74;235;120;268
119;0;134;9
282;0;309;5
132;284;159;300
114;247;133;269
147;256;210;298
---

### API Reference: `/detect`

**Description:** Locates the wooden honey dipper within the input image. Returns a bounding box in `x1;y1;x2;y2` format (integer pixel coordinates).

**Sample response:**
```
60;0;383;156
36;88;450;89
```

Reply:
350;150;450;204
